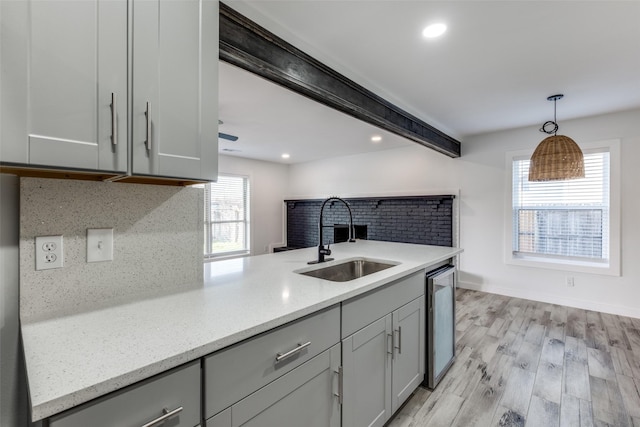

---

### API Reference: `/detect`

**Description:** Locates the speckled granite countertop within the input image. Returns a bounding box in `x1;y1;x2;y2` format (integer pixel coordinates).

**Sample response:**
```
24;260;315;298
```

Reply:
21;240;462;421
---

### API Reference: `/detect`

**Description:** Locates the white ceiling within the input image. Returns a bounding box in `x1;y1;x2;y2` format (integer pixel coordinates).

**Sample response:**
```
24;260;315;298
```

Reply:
220;1;640;163
218;61;414;164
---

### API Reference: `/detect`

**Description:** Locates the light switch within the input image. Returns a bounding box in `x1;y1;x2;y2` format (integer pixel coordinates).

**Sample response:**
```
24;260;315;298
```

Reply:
87;228;114;262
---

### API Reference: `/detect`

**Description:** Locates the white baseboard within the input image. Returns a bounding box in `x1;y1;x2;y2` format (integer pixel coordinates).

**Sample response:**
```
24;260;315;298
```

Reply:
458;280;640;319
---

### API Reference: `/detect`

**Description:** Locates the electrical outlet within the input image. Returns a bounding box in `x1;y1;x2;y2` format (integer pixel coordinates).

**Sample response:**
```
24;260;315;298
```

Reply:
35;235;64;270
566;276;575;287
43;241;57;252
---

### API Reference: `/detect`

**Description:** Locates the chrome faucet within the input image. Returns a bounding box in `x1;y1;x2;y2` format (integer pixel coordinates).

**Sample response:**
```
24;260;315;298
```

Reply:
308;196;356;264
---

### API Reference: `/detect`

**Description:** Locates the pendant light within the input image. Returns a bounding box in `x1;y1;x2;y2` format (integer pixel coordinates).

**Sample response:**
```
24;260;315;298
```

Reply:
528;94;584;181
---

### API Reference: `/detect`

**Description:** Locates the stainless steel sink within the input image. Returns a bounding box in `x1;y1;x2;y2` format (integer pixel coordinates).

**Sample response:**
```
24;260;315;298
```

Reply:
298;258;396;282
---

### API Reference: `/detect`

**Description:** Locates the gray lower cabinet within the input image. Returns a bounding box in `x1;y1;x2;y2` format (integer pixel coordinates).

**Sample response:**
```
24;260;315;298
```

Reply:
204;306;340;418
341;270;426;427
342;315;392;427
40;271;429;426
48;360;201;427
207;408;231;427
207;344;341;427
391;296;425;413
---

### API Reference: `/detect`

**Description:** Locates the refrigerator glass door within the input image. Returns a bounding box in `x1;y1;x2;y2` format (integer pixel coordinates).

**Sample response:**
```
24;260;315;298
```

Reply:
427;266;456;389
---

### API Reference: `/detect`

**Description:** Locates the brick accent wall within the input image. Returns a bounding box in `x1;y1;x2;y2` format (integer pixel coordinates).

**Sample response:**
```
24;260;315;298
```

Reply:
285;196;454;248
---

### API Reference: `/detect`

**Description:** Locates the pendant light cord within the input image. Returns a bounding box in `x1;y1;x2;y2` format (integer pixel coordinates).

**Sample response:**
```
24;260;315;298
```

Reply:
554;98;558;136
540;97;560;135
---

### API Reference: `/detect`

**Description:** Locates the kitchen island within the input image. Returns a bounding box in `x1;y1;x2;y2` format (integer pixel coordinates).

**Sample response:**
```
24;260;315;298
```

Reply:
21;240;462;423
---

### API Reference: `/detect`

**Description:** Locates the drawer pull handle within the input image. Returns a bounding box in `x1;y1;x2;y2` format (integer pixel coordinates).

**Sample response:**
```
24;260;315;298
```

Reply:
140;406;183;427
110;93;117;146
395;326;402;354
145;101;152;152
275;341;311;362
333;366;343;405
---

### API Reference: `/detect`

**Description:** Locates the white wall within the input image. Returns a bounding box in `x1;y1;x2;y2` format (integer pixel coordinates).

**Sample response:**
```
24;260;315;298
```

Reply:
218;155;289;254
288;108;640;318
287;145;459;199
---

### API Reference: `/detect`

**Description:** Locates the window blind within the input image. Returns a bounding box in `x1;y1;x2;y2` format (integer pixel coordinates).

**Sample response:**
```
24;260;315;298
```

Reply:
512;150;610;262
204;175;250;257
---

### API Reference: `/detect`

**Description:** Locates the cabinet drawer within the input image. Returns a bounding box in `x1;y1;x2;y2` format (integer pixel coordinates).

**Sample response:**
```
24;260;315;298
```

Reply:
229;343;341;427
49;360;200;427
204;305;340;418
342;270;424;338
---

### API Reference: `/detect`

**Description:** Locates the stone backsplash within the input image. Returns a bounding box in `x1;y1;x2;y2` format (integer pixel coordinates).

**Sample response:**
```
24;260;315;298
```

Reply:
19;178;203;321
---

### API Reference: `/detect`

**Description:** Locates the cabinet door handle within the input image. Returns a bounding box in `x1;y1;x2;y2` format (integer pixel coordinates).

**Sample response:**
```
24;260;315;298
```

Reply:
110;93;117;146
275;341;311;362
396;326;402;354
333;366;343;405
145;101;152;152
387;332;394;359
140;406;183;427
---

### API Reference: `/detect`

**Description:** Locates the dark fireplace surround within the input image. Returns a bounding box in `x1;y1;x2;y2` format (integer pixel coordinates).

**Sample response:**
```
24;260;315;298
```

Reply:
281;195;454;250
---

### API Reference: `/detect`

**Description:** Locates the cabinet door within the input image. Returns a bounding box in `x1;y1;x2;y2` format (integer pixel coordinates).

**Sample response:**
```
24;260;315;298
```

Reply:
132;0;218;181
342;315;392;427
391;296;425;413
2;0;127;171
229;344;340;427
1;0;28;163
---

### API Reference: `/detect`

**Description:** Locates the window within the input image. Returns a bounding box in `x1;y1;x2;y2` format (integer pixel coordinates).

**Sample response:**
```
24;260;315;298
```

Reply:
506;140;620;275
204;175;250;259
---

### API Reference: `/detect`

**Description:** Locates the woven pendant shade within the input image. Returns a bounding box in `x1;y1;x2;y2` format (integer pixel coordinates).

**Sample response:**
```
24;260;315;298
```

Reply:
529;135;585;181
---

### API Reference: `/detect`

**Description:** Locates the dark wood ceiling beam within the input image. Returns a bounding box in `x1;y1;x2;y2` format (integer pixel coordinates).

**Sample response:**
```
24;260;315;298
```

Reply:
219;2;461;158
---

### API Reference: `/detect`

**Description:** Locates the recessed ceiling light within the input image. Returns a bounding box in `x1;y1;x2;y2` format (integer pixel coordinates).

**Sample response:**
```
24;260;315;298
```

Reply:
371;135;382;143
422;23;447;39
281;153;290;159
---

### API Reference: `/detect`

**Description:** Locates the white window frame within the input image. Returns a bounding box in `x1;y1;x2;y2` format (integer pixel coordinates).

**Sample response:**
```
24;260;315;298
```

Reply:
504;139;620;276
204;174;251;260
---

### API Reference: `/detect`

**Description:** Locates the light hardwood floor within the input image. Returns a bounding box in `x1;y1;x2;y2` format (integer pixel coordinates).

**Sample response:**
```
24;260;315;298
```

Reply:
388;289;640;427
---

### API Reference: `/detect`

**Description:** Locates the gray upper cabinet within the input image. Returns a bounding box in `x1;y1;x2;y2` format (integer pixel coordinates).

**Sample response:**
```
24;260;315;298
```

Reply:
131;0;218;181
1;0;127;172
0;0;218;182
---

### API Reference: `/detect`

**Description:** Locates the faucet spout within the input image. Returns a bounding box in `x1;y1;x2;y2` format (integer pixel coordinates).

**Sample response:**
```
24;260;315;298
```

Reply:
308;196;356;265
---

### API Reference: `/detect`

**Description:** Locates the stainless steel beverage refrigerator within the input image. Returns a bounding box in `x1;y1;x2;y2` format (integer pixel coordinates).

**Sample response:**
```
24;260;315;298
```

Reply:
423;264;457;389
